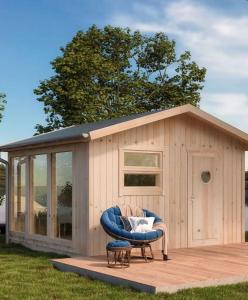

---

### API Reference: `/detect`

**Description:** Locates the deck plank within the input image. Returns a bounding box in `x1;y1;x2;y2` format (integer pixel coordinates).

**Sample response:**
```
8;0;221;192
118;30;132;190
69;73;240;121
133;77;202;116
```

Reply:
51;243;248;294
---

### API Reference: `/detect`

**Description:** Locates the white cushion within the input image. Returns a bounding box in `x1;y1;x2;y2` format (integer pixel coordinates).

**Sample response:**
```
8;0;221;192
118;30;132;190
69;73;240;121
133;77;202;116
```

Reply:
128;217;155;233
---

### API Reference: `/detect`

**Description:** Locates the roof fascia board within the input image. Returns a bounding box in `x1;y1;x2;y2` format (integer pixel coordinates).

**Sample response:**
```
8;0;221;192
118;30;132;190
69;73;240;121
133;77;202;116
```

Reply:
0;137;88;152
89;104;189;140
186;106;248;147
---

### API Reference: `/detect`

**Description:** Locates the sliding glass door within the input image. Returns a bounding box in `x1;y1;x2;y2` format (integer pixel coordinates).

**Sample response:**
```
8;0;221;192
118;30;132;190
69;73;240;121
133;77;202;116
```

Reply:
11;151;73;241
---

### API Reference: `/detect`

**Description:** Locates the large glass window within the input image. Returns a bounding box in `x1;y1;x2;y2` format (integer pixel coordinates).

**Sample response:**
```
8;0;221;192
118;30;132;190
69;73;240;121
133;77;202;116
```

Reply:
31;155;48;236
13;157;26;232
53;152;72;240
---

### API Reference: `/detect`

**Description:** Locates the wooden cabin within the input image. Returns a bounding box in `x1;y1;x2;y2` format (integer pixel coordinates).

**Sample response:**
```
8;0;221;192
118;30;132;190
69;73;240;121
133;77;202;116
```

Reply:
0;104;247;256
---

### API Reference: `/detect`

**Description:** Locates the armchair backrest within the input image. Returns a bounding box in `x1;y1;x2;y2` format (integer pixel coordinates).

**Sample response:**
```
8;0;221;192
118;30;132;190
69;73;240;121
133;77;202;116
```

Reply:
100;206;163;233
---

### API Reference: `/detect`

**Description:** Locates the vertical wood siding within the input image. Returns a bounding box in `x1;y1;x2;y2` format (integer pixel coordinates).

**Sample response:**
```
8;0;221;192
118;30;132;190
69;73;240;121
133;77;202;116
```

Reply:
88;115;245;255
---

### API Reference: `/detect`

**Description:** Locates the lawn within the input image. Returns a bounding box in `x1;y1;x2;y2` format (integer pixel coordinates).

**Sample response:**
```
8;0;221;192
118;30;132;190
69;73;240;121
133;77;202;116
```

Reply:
1;235;248;300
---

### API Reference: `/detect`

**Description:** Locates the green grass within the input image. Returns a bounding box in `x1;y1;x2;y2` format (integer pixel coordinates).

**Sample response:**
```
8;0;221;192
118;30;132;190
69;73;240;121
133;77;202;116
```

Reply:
1;235;248;300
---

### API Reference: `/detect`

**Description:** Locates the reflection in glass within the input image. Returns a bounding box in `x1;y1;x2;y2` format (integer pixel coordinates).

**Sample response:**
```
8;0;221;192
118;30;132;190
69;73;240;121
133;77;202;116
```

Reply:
124;152;160;167
32;155;48;235
13;157;26;232
54;152;72;240
124;174;158;186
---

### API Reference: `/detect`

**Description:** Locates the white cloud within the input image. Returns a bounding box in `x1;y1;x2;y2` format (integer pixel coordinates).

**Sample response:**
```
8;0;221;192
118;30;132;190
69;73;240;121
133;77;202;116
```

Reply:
201;93;248;117
201;92;248;170
111;0;248;79
200;92;248;136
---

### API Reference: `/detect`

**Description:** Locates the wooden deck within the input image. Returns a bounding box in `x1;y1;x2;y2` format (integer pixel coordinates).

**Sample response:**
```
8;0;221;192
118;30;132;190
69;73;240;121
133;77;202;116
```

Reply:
51;243;248;294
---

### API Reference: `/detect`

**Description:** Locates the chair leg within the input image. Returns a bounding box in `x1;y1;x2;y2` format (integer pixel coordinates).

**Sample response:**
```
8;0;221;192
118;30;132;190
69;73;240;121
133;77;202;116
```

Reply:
107;250;110;265
148;244;154;260
162;250;169;261
141;247;145;258
143;247;147;262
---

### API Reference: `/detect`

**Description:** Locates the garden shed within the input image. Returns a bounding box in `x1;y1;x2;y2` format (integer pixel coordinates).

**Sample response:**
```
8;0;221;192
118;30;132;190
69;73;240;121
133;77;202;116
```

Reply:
0;104;247;256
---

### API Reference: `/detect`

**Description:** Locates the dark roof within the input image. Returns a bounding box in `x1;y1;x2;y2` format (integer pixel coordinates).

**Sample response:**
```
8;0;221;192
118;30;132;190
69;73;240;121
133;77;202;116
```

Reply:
0;111;157;151
2;104;248;151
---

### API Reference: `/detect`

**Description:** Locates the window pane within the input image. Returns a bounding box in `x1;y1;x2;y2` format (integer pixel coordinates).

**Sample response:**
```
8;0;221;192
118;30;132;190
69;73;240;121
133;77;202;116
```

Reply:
54;152;72;240
13;157;26;232
124;152;160;167
124;174;158;186
32;155;48;235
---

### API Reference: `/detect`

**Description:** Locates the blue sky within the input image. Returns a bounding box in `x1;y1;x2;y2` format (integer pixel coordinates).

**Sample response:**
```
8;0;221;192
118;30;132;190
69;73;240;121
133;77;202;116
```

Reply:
0;0;248;167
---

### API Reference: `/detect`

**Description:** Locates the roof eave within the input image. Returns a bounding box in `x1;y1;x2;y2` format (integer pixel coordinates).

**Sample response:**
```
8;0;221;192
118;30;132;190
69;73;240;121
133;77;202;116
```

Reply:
0;133;90;152
88;104;190;141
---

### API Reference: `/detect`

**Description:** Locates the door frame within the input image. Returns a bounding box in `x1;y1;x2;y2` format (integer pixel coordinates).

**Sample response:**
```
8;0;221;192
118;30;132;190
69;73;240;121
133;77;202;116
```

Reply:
187;150;223;247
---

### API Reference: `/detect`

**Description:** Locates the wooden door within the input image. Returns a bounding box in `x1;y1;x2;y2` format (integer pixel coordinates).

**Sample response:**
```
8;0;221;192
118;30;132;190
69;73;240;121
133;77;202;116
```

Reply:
188;152;222;247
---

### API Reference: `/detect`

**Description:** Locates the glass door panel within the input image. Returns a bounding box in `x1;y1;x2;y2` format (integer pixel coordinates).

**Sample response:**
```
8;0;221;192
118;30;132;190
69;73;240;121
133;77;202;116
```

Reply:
53;152;72;240
13;157;26;232
31;155;48;235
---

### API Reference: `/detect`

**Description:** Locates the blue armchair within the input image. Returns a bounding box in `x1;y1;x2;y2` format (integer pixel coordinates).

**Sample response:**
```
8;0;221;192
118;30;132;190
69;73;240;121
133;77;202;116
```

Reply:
100;206;167;260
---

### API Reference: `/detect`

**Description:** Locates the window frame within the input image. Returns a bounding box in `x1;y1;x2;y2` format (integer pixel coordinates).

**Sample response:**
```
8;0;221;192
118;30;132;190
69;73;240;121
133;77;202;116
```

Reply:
119;148;164;196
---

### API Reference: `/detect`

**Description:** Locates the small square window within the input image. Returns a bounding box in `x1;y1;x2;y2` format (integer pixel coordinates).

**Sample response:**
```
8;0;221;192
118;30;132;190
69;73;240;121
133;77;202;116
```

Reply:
120;149;163;196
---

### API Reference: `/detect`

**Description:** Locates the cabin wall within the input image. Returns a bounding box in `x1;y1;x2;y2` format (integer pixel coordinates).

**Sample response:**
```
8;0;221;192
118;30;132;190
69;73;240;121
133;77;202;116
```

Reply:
88;115;245;256
7;142;89;256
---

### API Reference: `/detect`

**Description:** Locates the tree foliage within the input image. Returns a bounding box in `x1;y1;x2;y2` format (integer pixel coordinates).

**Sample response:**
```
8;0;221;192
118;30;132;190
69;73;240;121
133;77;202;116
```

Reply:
0;93;6;124
34;25;206;133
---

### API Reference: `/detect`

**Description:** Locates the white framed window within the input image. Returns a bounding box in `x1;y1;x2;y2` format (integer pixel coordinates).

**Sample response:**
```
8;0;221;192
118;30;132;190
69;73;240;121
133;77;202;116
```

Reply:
119;149;163;196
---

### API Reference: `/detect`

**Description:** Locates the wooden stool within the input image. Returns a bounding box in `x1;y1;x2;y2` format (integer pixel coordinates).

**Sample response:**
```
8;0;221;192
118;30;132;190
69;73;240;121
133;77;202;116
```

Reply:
106;240;132;268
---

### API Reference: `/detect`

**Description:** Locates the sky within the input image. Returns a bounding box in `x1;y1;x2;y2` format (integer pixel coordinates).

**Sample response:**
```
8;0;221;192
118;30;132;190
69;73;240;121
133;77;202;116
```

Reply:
0;0;247;168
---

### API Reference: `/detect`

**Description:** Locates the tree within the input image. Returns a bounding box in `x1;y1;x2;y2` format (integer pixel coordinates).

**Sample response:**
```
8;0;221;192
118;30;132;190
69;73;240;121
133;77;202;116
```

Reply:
0;93;6;124
34;25;206;134
58;182;72;207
